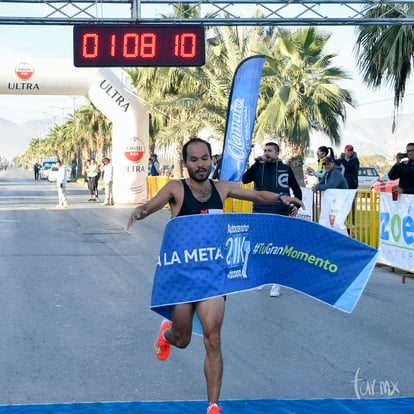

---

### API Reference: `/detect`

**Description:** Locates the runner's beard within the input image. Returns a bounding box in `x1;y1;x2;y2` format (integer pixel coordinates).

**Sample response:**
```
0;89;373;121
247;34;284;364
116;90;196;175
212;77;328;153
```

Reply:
188;167;210;183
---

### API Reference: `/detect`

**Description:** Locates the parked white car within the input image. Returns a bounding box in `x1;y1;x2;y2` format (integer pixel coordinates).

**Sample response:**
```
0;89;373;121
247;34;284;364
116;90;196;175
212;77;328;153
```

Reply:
47;166;59;182
48;165;73;182
39;166;51;180
358;166;380;189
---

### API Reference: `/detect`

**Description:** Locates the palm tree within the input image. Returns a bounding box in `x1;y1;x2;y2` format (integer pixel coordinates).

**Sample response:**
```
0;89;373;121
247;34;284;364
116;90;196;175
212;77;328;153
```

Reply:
125;66;177;148
47;124;67;161
159;25;272;176
126;24;352;183
16;102;112;171
256;27;354;183
75;103;112;161
191;24;270;136
354;4;414;131
124;3;204;177
125;65;202;177
61;115;81;172
143;24;272;176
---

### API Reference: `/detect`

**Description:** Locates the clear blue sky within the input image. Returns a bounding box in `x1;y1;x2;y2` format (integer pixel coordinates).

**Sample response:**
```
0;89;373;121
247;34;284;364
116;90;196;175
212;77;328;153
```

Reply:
0;23;413;158
324;26;414;121
1;24;413;123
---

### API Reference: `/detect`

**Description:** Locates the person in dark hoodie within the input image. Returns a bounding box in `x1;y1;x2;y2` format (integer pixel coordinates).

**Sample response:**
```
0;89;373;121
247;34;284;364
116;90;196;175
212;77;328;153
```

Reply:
336;144;359;226
242;142;302;214
311;156;349;191
242;141;302;297
388;142;414;194
336;144;359;189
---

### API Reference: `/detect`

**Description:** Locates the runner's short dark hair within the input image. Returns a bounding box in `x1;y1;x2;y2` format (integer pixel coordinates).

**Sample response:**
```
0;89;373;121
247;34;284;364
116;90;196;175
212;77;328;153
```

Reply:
182;138;212;162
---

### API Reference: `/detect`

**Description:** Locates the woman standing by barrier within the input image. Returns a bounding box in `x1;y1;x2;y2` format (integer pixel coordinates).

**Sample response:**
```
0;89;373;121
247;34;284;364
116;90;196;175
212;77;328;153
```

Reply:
86;158;100;201
307;146;335;183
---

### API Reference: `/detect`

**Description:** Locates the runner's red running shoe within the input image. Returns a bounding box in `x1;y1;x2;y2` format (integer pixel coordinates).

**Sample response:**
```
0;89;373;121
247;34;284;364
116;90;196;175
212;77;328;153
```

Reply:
207;402;222;413
154;319;172;361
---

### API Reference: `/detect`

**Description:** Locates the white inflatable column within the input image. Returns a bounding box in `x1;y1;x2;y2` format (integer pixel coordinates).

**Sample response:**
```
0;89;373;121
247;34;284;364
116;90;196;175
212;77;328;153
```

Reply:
88;69;149;204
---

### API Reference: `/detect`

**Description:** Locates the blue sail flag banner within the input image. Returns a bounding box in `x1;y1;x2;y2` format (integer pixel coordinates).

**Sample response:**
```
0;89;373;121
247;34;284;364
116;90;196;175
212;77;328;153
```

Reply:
151;213;378;321
220;55;265;181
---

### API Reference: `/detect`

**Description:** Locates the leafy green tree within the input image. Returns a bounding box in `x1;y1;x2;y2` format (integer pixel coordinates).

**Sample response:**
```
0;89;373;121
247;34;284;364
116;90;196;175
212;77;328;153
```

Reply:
191;24;270;136
354;4;414;131
75;103;112;161
124;3;204;177
125;24;272;177
17;102;111;175
256;27;354;183
125;65;203;177
359;154;391;176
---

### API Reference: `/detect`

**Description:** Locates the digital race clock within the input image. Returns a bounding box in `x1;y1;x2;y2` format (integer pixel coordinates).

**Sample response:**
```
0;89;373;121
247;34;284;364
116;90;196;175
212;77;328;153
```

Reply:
73;25;205;67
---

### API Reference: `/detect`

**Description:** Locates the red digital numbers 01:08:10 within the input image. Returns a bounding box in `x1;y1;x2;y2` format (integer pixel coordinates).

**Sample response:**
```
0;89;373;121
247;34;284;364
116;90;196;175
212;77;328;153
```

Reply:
83;33;196;59
73;25;206;67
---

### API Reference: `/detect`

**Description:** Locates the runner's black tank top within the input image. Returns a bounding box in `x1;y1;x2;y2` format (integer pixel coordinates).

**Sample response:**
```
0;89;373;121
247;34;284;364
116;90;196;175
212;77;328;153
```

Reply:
177;179;223;216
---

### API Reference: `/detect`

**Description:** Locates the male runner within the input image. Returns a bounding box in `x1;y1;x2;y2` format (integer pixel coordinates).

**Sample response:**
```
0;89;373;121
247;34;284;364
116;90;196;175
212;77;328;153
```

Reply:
127;137;304;413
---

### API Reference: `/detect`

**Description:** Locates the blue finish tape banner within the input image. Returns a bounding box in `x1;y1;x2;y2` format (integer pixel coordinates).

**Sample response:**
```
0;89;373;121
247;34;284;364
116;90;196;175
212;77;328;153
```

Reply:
1;398;414;414
220;55;265;181
151;213;378;321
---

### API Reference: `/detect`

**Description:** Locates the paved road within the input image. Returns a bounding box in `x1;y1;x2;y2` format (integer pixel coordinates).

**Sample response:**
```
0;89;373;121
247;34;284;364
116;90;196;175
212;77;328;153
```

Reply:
0;167;413;405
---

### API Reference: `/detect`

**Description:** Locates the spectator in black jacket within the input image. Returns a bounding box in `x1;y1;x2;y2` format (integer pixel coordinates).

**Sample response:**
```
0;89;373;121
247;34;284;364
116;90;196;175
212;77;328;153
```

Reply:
242;142;302;298
336;144;359;226
388;142;414;194
242;142;302;215
336;144;360;189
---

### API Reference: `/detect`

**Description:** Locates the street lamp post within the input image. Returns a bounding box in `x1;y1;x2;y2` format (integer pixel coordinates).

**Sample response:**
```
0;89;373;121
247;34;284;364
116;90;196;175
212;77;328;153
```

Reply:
42;111;56;127
49;105;72;124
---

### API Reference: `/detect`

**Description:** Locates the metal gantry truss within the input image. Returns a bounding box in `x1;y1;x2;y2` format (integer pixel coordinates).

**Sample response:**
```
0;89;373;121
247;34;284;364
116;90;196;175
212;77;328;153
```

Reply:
0;0;414;26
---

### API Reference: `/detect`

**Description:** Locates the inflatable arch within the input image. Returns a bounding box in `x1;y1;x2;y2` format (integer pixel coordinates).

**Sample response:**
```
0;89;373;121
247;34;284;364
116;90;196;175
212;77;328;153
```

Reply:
0;59;149;204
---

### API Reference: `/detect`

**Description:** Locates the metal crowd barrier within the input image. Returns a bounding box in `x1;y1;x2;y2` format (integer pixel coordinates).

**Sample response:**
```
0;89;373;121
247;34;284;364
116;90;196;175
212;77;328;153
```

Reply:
312;189;380;248
146;177;380;249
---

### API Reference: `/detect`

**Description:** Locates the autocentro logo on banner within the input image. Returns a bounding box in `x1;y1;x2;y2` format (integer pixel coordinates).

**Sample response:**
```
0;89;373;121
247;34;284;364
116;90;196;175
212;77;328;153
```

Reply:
226;223;251;279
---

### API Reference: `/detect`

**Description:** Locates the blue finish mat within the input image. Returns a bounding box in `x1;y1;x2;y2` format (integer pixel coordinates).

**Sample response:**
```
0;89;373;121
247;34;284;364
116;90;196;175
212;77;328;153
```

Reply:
1;398;414;413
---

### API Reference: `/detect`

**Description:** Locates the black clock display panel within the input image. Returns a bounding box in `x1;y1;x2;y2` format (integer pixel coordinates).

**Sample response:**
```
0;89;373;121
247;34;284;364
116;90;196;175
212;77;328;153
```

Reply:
74;25;205;67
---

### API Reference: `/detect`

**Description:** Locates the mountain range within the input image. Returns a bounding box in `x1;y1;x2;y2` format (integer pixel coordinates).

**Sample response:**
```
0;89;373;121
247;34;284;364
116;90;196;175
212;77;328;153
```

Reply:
1;112;413;162
310;112;413;162
1;118;51;161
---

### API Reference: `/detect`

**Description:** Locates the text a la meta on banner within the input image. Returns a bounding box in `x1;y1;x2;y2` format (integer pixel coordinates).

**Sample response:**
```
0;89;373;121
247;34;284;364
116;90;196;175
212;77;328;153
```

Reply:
151;213;378;322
